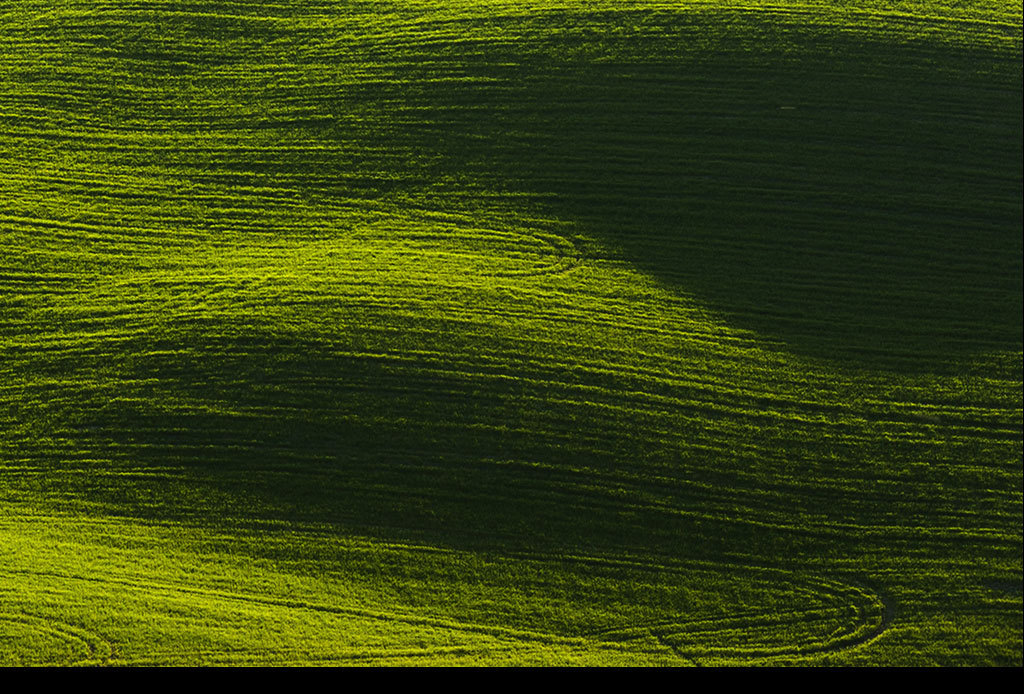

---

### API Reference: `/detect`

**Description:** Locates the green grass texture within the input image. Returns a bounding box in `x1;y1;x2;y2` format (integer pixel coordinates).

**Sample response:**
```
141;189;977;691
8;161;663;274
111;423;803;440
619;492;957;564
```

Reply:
1;0;1021;666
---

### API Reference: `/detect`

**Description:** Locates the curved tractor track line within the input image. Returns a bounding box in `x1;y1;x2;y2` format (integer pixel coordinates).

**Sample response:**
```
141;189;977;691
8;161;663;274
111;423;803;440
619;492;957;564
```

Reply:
0;613;114;666
115;644;514;667
483;228;582;279
503;551;893;662
0;545;892;664
0;567;610;661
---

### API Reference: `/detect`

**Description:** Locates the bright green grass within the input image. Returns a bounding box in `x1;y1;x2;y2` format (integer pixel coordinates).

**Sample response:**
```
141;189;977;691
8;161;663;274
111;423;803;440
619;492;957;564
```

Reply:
1;0;1021;665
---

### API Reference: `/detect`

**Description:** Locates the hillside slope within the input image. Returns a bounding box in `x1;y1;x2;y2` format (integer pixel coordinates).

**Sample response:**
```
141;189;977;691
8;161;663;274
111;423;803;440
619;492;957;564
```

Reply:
1;0;1021;665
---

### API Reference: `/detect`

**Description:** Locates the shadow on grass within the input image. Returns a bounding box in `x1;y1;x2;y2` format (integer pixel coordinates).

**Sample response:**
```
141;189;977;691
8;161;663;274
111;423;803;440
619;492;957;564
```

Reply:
77;9;1022;368
28;328;1015;563
390;13;1024;369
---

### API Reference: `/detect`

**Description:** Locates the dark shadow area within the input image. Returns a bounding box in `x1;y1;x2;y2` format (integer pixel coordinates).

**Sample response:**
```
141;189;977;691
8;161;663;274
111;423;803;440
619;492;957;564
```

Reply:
15;329;1019;566
363;12;1024;369
54;9;1021;368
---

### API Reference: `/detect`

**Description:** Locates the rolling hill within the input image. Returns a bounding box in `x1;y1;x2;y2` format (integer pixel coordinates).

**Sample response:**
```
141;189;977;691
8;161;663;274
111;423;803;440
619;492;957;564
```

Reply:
1;0;1021;665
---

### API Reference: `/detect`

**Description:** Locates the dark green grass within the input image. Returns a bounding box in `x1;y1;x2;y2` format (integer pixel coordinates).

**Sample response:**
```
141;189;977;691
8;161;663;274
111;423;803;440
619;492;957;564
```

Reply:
1;0;1021;665
303;10;1023;366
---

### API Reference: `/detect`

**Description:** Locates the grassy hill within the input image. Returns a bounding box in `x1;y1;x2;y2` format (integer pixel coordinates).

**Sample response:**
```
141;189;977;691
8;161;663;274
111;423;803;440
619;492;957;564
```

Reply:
1;0;1020;665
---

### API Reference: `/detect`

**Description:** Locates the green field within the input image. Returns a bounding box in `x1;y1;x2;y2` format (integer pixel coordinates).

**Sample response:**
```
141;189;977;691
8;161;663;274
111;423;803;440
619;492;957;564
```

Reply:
1;0;1021;666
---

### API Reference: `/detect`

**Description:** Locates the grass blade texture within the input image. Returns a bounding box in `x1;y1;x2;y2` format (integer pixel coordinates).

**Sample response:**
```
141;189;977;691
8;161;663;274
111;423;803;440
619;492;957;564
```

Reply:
0;0;1021;666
